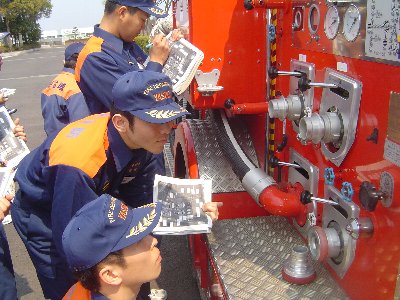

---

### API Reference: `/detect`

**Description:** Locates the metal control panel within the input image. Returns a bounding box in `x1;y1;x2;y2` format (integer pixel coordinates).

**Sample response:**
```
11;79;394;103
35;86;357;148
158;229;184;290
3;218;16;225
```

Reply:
323;185;360;278
292;0;400;66
288;149;320;237
298;69;362;166
320;69;362;166
289;59;315;110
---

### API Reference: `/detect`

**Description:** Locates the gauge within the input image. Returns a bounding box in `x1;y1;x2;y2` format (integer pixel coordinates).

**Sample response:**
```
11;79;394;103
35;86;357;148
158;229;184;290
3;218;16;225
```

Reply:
343;4;361;42
308;4;321;34
293;9;303;30
324;6;340;39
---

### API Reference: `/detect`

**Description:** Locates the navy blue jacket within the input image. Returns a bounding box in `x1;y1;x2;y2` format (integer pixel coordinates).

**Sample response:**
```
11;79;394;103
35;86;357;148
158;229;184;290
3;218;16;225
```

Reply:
41;68;90;136
75;25;163;114
14;113;159;266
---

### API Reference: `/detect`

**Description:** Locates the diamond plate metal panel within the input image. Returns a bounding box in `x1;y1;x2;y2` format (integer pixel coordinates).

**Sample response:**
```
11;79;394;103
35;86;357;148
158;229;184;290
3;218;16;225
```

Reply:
164;143;174;177
187;118;259;193
207;217;349;300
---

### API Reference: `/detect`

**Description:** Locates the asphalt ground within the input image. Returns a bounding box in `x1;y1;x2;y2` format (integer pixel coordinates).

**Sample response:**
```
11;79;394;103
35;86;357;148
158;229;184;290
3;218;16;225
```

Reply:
2;47;201;300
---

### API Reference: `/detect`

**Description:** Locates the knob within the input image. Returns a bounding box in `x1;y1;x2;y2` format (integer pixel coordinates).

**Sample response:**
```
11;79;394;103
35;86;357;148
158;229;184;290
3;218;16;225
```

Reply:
324;168;335;186
345;217;374;239
224;98;235;109
244;0;254;10
359;181;386;212
308;226;341;261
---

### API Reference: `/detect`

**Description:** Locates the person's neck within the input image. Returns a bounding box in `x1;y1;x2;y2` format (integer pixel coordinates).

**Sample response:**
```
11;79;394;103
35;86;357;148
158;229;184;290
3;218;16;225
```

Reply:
99;15;121;40
100;284;141;300
118;131;140;150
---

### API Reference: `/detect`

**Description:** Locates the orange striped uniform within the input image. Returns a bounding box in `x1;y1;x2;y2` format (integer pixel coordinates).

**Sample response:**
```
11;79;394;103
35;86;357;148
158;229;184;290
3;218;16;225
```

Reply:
41;68;90;136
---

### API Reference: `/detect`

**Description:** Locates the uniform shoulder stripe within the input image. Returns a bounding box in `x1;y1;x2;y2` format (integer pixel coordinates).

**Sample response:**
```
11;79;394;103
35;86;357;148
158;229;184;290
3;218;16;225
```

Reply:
42;72;81;100
49;113;111;178
75;36;103;82
62;282;92;300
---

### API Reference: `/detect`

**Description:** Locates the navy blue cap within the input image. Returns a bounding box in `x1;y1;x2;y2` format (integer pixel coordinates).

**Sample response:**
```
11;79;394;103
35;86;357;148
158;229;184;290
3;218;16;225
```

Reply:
62;195;162;271
112;0;168;18
64;42;84;61
112;70;190;124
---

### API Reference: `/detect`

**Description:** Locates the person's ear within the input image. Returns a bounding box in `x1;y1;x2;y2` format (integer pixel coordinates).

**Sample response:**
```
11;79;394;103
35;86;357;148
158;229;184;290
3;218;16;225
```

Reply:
98;266;122;286
112;114;129;133
116;5;129;21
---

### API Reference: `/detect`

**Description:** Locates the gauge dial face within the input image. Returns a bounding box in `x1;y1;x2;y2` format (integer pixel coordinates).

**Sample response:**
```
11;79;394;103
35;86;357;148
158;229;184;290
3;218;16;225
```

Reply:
343;4;361;42
324;6;340;39
294;10;303;29
308;4;321;34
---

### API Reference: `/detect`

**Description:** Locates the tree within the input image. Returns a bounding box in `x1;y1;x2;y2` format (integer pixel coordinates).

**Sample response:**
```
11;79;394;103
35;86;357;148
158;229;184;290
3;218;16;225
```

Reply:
0;0;52;45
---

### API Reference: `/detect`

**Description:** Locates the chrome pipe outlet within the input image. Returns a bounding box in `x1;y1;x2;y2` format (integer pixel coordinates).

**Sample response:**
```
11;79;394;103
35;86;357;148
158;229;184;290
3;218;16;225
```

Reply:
268;94;303;121
298;112;342;144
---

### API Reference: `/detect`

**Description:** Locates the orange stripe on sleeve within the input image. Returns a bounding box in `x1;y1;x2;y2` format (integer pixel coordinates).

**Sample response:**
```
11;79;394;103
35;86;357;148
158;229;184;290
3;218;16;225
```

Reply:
49;113;111;178
42;72;82;100
62;282;92;300
75;36;104;83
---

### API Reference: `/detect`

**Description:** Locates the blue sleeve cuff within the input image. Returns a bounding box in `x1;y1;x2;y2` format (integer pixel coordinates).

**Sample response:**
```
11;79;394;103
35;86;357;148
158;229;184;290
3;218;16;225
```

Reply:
146;61;163;73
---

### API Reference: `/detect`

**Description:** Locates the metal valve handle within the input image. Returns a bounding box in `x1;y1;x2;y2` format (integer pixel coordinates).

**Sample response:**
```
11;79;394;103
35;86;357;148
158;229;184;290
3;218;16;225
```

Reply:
298;75;337;92
301;191;339;206
268;66;303;79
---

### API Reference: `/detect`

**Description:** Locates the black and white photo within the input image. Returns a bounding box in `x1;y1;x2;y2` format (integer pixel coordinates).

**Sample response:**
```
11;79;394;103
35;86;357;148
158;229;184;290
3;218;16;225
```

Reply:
0;106;30;169
153;175;212;235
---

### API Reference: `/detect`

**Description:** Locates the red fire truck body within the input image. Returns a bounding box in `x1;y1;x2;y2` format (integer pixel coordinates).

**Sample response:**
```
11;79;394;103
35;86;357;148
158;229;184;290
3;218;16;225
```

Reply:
171;1;400;299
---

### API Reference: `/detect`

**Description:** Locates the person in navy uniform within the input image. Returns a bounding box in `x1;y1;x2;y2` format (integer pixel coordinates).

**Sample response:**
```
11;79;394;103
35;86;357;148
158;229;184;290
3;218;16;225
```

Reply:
62;196;164;300
12;70;221;300
0;194;17;300
76;0;182;195
41;42;90;136
76;0;172;114
0;51;27;300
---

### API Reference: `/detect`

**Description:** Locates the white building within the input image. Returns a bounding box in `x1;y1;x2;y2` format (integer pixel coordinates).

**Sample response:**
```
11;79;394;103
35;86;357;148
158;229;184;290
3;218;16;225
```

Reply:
41;27;94;45
41;30;59;39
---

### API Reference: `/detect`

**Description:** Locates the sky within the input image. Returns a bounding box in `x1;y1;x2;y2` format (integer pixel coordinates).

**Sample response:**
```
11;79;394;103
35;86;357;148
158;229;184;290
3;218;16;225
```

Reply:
38;0;105;32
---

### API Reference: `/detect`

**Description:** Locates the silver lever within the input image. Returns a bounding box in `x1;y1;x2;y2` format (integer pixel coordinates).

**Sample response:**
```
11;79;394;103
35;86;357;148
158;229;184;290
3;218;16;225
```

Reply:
301;191;339;206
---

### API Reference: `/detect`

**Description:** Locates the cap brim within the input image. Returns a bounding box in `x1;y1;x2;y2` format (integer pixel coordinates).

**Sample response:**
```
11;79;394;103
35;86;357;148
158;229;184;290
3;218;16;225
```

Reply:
132;102;191;124
139;6;168;18
111;202;162;253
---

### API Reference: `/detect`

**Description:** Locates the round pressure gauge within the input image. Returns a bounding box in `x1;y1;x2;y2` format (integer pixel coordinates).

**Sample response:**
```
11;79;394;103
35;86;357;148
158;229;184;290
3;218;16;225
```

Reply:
294;9;303;30
343;4;361;42
324;6;340;39
308;4;321;34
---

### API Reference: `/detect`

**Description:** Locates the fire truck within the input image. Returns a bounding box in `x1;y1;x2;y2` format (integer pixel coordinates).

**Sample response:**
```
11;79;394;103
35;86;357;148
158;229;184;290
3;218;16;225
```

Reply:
170;0;400;299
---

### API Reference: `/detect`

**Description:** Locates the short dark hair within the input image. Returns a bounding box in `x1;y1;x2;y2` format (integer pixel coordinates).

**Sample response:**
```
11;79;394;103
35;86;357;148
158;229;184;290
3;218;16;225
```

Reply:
73;250;126;293
64;53;79;69
110;103;135;129
104;1;139;15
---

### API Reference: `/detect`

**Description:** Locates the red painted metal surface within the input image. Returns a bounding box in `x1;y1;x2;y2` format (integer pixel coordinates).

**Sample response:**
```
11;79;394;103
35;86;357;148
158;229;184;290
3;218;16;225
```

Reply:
270;5;400;299
188;1;267;109
176;0;400;299
213;192;268;220
248;0;291;12
259;183;306;220
229;102;269;115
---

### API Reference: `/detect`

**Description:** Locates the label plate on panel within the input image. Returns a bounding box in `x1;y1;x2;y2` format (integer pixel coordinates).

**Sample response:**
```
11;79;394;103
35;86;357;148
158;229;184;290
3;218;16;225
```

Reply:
365;0;400;63
384;138;400;167
387;92;400;143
